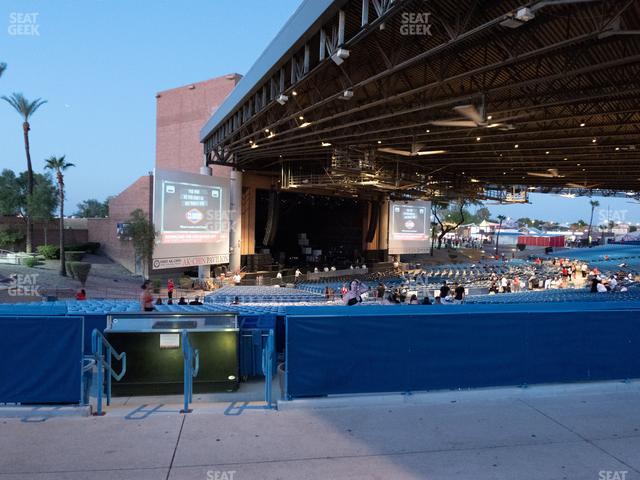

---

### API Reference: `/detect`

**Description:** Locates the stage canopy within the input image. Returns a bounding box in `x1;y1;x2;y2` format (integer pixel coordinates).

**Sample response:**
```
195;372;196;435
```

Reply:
201;0;640;200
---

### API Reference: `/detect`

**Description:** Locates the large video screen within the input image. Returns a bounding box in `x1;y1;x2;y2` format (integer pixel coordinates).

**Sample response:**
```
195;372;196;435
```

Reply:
152;169;230;270
388;200;431;254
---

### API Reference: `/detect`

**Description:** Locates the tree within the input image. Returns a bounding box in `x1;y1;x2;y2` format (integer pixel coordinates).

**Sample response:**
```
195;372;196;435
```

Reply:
45;155;75;276
630;225;637;233
0;63;6;78
474;207;491;223
517;217;532;227
0;169;58;219
126;209;155;278
495;215;507;255
432;201;475;250
0;169;57;250
587;199;600;245
75;198;109;218
1;93;47;253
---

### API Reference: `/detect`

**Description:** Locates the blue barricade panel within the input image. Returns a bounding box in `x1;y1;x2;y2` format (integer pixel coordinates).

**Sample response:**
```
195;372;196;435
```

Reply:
0;316;84;404
285;304;640;398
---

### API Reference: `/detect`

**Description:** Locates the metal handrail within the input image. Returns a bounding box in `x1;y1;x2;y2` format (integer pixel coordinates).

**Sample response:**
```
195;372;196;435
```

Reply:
92;329;127;416
261;330;275;409
181;329;199;413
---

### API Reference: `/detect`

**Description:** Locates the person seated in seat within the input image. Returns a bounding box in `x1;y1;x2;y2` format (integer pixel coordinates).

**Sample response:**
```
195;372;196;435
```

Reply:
155;297;163;305
177;296;187;305
409;294;419;305
75;289;86;301
231;296;240;305
189;296;203;305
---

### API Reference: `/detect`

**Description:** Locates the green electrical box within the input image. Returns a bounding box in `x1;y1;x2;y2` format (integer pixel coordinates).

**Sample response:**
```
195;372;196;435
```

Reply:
105;313;239;396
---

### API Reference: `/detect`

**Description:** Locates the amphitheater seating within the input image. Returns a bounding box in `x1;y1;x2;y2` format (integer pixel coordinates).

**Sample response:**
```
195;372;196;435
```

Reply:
206;286;325;304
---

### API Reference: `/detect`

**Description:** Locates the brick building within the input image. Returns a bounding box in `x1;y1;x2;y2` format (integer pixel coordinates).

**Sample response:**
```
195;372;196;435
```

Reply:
88;74;241;274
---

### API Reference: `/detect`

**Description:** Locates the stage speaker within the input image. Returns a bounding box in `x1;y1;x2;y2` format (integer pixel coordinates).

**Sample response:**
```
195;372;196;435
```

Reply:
365;201;380;243
263;190;280;246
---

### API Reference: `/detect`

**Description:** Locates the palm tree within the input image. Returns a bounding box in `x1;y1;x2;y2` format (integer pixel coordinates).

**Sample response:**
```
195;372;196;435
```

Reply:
2;93;47;253
0;63;6;78
45;155;75;276
587;199;600;246
495;215;506;255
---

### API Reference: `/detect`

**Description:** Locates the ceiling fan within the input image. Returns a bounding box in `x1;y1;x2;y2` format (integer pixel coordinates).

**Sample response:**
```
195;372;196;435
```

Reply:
430;102;517;131
377;144;446;157
527;168;565;178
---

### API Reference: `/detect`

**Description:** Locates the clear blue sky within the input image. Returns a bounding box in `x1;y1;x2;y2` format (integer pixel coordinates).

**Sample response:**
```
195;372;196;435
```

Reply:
1;0;638;224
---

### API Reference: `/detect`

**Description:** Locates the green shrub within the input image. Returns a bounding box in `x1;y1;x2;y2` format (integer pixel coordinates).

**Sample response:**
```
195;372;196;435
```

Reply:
23;256;39;268
68;242;100;254
66;261;76;279
85;242;101;254
64;251;85;261
0;229;25;250
179;275;193;289
37;244;60;259
72;262;92;286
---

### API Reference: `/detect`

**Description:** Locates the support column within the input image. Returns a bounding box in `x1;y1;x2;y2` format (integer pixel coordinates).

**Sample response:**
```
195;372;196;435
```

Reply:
229;168;243;273
198;166;213;280
379;198;389;260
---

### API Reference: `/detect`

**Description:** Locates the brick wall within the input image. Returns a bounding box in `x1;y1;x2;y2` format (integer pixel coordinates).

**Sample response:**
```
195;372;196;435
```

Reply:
156;74;241;176
88;175;152;273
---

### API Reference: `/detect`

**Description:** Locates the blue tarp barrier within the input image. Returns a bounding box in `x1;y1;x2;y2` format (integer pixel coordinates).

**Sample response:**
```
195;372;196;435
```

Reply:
285;303;640;398
0;316;84;404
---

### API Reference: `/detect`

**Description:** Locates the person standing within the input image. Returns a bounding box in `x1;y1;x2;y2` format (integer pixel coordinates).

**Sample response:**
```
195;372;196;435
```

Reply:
453;283;465;304
233;272;242;286
140;281;154;312
439;281;450;299
167;279;174;301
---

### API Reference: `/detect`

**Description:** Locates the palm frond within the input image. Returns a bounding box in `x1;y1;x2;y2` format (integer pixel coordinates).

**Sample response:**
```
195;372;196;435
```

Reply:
0;63;6;78
44;155;74;171
1;92;47;121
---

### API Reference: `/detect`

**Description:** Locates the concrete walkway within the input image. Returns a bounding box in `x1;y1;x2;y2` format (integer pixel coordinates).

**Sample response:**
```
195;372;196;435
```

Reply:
2;382;640;479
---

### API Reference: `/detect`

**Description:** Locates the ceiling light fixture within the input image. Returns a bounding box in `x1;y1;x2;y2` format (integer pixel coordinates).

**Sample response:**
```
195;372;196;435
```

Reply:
299;121;312;128
330;47;350;66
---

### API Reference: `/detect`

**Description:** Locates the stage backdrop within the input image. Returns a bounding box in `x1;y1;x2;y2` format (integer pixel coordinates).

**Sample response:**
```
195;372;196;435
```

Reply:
153;169;230;270
388;200;431;254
